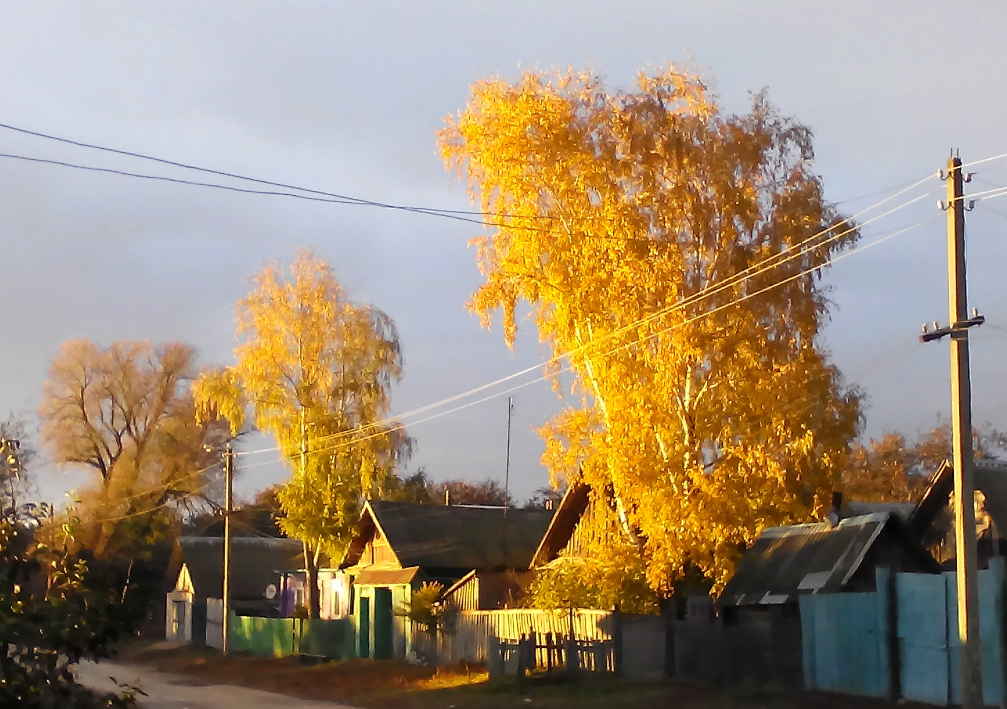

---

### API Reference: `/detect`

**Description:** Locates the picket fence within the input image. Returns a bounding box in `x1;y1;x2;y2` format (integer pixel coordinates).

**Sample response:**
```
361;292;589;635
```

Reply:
412;609;614;665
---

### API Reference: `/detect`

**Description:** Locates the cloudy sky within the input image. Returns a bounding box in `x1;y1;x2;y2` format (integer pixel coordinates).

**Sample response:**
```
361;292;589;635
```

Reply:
2;2;1007;506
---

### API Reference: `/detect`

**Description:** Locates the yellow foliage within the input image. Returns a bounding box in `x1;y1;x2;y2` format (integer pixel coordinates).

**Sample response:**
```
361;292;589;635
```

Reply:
440;66;862;593
194;250;409;563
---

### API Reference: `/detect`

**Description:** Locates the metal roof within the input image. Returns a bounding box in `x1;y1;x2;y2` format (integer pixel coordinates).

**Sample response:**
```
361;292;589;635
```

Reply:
718;513;935;607
841;501;915;521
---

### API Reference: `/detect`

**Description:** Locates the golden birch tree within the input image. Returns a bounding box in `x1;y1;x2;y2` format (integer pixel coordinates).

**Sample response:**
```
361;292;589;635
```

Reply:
440;66;862;593
195;250;409;617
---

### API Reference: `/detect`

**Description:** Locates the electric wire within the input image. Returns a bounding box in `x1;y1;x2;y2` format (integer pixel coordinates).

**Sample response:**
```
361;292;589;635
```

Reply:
250;181;940;454
243;214;938;463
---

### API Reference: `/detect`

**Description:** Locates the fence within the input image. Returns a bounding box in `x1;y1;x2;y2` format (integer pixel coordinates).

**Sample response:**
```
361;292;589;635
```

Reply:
674;613;803;688
801;560;1007;706
228;613;351;659
413;609;614;665
490;634;616;677
420;608;797;686
205;599;223;650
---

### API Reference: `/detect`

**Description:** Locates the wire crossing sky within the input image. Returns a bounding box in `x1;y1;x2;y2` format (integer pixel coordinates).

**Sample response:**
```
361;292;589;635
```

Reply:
2;1;1007;506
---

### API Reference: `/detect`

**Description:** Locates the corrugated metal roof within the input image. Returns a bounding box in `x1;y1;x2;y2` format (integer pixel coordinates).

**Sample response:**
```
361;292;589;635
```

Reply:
719;513;894;607
842;501;915;521
342;501;553;573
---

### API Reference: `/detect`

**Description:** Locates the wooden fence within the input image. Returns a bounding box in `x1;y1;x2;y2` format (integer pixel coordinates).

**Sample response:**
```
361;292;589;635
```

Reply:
412;609;614;665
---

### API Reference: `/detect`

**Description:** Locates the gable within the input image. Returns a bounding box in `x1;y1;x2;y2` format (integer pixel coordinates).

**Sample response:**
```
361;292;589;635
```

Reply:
341;503;403;569
175;564;195;594
908;459;1007;544
532;482;591;567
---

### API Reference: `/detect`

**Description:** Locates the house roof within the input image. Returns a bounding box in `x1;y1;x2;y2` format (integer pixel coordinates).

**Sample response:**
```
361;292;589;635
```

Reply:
908;458;1007;537
340;501;554;573
174;536;303;601
841;501;915;522
531;481;591;568
718;512;939;607
354;566;424;586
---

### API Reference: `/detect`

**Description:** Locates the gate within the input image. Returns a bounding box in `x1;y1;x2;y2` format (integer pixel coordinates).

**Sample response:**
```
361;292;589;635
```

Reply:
801;561;1006;705
800;575;892;698
896;572;949;704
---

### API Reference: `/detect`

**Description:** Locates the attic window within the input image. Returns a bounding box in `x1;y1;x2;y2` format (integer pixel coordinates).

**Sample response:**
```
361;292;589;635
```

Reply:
374;528;382;541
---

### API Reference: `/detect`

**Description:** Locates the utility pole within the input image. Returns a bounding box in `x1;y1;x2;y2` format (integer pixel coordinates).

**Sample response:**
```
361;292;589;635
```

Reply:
504;397;514;512
503;397;514;569
222;443;234;655
920;153;984;708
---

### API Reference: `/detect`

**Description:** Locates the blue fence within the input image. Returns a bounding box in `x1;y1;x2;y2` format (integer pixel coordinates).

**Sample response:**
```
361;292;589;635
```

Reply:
800;579;892;697
801;559;1006;706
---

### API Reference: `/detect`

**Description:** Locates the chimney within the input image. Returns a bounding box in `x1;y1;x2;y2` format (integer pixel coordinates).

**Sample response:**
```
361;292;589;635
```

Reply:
444;489;451;506
827;491;843;527
545;499;554;511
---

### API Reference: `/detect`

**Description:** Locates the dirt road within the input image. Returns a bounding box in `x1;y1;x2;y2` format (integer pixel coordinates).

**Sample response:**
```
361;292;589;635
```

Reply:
75;659;358;709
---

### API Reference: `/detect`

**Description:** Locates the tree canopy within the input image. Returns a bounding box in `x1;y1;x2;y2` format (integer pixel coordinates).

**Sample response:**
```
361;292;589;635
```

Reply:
38;340;229;554
440;66;862;592
195;250;409;616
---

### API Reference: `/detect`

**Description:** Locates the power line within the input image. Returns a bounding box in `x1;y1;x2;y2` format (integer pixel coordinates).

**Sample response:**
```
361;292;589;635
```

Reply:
249;214;937;463
277;183;940;451
0;150;657;243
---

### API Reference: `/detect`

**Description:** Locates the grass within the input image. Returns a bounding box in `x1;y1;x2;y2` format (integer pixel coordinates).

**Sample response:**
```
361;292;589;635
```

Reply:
114;641;931;709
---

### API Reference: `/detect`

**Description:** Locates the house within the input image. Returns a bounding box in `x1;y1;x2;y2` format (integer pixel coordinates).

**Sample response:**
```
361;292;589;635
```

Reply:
717;510;940;622
165;536;302;644
530;481;593;568
339;500;554;658
276;564;352;619
906;458;1007;569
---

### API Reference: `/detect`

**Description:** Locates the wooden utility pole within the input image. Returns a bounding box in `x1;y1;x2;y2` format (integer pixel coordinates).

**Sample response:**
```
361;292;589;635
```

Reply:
502;397;514;569
504;397;514;511
920;154;984;708
222;443;234;654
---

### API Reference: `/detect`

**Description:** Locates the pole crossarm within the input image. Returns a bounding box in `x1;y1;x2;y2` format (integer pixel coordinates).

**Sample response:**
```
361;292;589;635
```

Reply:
920;313;985;342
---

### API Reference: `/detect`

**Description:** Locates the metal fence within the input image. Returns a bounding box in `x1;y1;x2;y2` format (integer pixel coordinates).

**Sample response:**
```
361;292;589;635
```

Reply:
801;560;1007;706
228;613;351;659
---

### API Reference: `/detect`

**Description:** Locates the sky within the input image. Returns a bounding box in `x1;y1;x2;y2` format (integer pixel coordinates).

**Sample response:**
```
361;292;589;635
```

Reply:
2;1;1007;507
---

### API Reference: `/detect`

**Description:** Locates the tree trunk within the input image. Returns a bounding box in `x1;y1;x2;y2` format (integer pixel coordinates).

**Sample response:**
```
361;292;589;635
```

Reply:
302;540;320;619
573;325;642;549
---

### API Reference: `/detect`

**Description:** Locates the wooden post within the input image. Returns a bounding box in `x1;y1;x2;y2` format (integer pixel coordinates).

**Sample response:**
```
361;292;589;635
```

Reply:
946;155;983;708
920;155;986;708
613;606;623;676
564;636;579;674
528;630;537;672
488;636;503;679
222;443;233;654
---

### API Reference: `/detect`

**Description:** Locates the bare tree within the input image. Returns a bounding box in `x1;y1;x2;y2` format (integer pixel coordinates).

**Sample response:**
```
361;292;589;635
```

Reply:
39;340;230;547
0;411;36;512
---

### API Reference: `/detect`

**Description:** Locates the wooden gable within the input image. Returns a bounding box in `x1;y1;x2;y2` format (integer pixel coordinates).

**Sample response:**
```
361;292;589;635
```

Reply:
175;563;195;594
341;501;404;570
